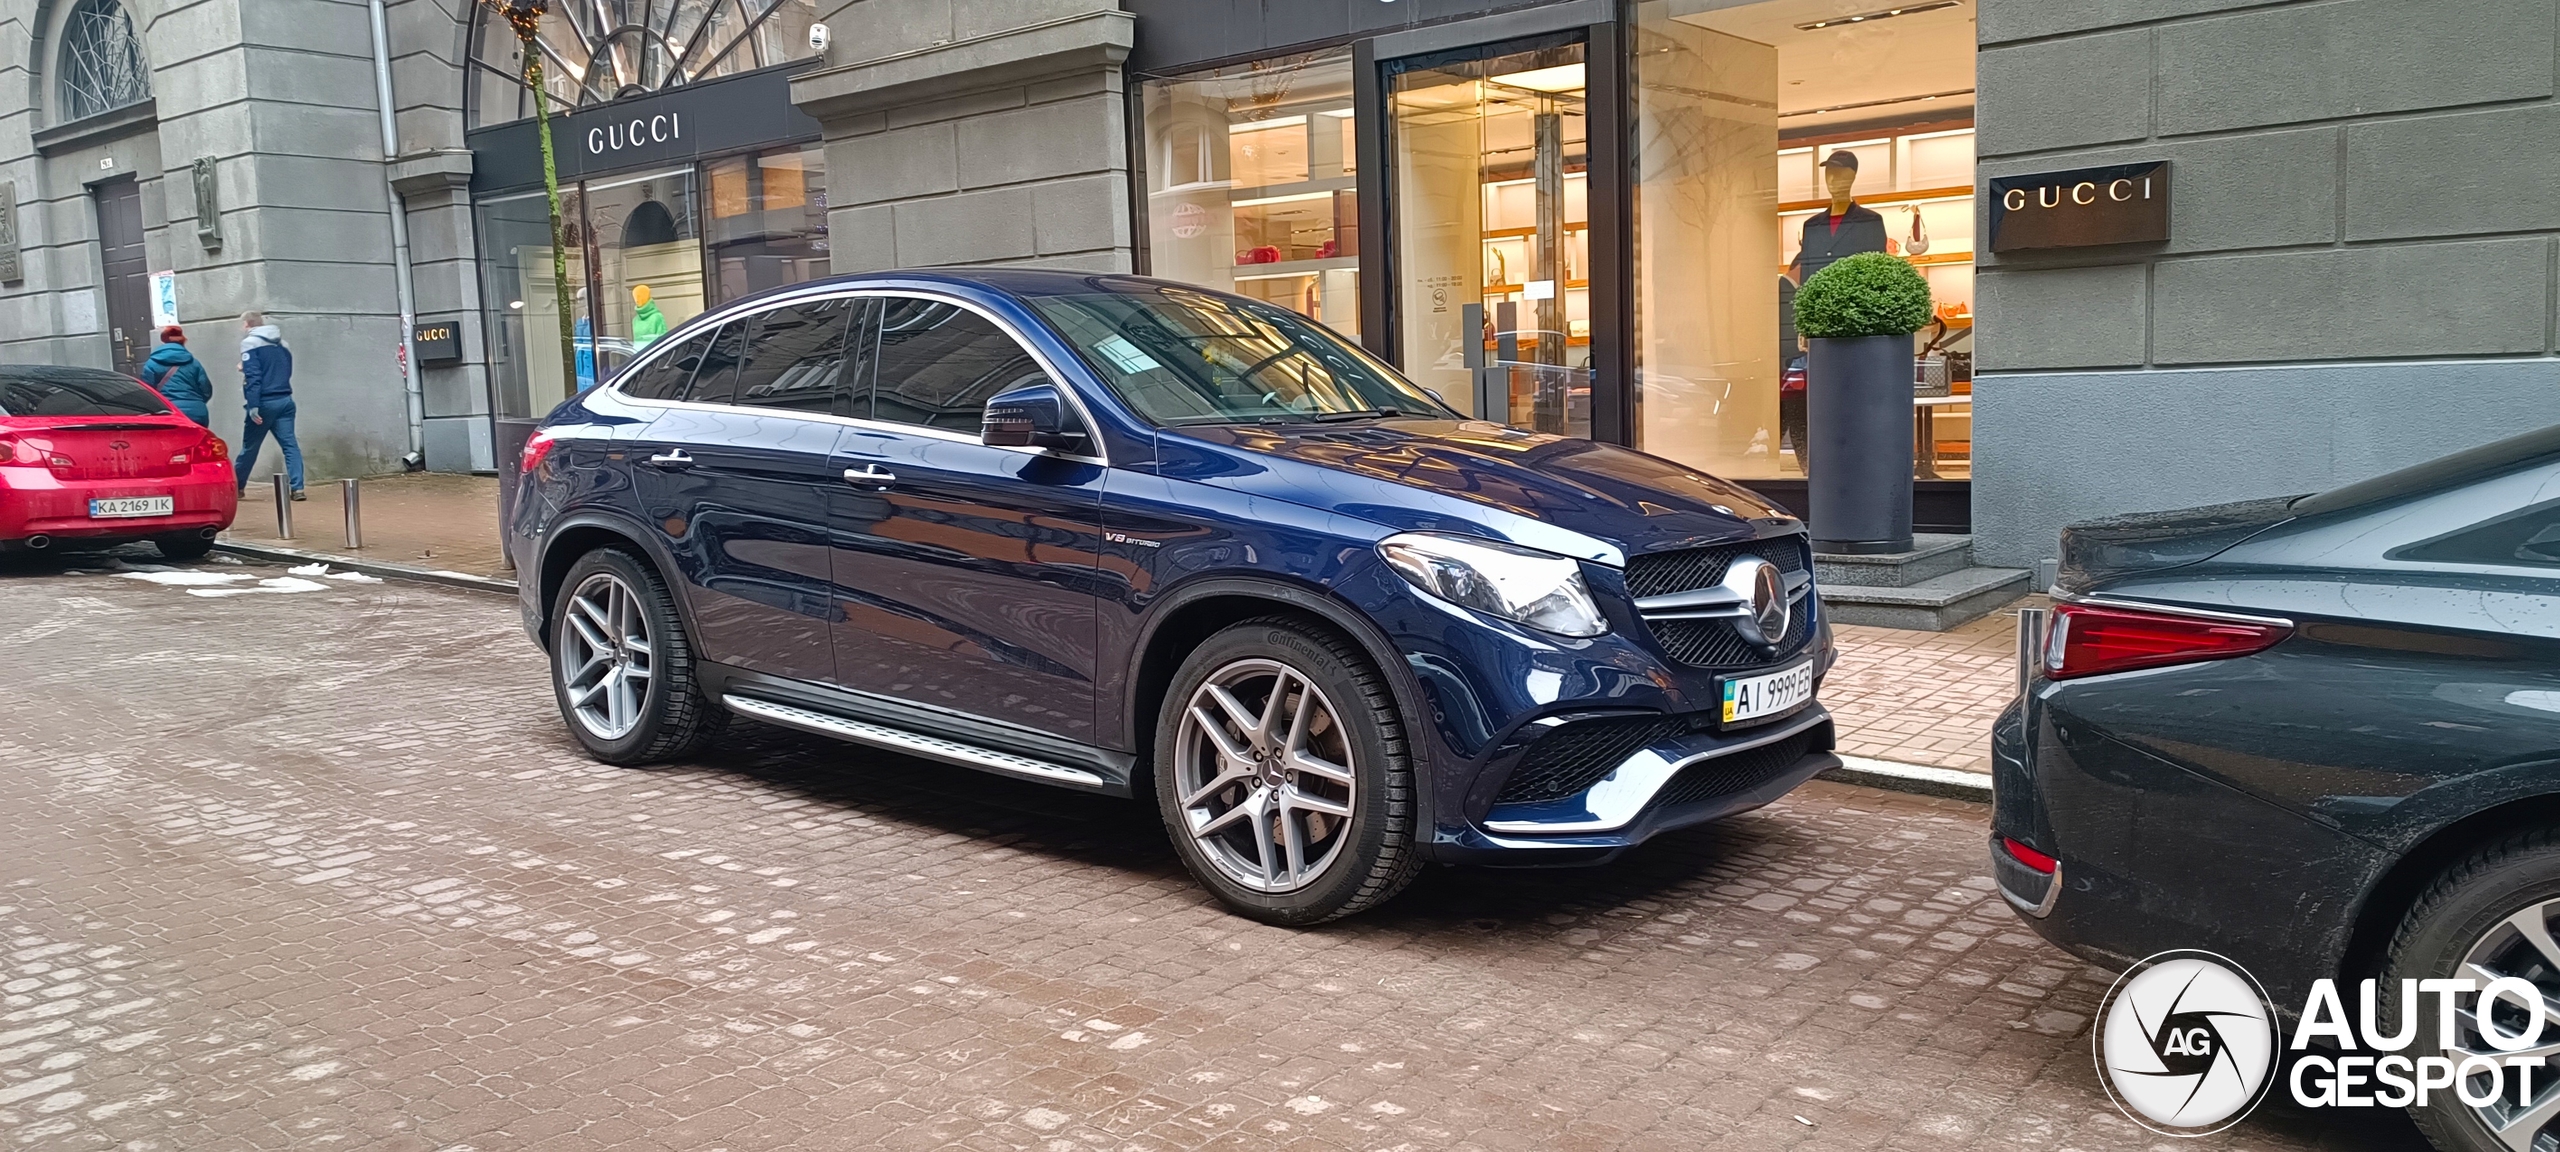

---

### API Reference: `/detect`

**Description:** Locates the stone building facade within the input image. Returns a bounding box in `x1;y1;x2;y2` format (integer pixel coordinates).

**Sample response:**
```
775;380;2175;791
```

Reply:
2;0;2551;571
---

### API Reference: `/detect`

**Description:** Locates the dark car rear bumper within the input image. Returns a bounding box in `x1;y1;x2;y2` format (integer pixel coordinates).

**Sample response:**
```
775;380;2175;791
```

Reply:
1990;688;2394;1008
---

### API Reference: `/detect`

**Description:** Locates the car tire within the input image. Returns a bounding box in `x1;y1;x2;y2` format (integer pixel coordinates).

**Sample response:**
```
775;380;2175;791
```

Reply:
2386;827;2560;1152
1153;615;1420;925
153;534;214;562
549;547;725;765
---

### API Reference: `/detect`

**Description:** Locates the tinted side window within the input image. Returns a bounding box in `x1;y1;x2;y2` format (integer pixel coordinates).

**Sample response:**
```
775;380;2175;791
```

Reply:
732;297;863;414
683;321;751;406
868;298;1050;433
2397;496;2560;569
619;328;716;401
0;366;172;416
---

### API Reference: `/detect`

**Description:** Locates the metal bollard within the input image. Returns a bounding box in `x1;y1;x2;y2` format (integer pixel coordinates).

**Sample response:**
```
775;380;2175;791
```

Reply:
341;477;363;550
272;474;294;540
2016;607;2049;694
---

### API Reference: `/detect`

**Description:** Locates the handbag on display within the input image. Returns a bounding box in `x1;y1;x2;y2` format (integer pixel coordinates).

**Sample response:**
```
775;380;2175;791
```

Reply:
1904;207;1930;256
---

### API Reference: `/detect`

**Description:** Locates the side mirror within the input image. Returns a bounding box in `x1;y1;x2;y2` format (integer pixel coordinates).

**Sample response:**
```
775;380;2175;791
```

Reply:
981;382;1086;451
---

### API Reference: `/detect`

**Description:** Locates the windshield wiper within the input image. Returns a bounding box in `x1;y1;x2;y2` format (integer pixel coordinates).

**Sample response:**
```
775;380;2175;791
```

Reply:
1309;407;1403;422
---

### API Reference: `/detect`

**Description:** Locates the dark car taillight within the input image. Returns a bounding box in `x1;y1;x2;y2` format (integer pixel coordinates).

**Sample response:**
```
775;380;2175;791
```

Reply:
519;431;559;475
0;433;32;465
2044;601;2290;680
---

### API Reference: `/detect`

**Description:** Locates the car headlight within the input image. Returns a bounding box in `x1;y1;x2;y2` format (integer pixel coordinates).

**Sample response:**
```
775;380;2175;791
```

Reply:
1377;532;1608;638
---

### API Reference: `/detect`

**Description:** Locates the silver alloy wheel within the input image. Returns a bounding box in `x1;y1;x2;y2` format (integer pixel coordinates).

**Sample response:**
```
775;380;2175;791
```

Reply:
560;572;655;741
2450;899;2560;1151
1172;657;1358;893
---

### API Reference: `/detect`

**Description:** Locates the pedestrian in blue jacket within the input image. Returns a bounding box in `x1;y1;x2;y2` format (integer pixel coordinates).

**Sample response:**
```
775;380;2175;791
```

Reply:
140;325;213;427
234;311;305;500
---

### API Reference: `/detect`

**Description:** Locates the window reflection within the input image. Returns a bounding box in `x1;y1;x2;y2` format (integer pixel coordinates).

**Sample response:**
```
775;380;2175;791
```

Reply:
1141;51;1364;344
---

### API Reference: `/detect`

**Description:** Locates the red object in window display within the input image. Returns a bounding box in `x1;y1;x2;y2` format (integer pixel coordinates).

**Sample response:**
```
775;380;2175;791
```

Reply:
1234;246;1282;265
1316;239;1338;259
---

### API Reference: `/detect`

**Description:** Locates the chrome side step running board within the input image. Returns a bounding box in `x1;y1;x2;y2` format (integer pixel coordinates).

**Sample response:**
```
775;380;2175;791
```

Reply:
720;695;1108;790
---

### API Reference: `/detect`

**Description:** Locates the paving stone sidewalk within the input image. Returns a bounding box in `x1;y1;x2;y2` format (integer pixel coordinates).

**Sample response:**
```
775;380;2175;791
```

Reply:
220;472;2028;773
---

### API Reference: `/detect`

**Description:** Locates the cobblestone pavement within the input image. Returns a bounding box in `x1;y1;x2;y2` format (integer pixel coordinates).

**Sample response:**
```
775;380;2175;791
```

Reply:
0;551;2406;1151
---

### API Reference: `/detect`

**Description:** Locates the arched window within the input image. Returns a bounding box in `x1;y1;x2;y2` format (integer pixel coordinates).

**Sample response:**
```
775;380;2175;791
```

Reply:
469;0;819;128
56;0;151;122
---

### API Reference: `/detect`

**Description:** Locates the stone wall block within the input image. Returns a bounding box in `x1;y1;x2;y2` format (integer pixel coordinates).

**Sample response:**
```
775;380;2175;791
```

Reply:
2345;103;2560;242
956;93;1123;190
891;186;1038;267
2152;238;2551;364
1032;172;1129;258
1973;264;2149;371
839;122;958;205
2157;0;2554;135
1976;28;2152;157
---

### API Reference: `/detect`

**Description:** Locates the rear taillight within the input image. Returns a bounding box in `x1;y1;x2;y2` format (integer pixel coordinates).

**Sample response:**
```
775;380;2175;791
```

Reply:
2001;836;2058;876
2044;601;2290;680
187;430;229;464
519;431;559;475
0;434;30;466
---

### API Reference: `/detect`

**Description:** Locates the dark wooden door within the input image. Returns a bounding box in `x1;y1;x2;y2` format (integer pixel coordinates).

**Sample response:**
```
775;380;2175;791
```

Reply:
92;179;151;376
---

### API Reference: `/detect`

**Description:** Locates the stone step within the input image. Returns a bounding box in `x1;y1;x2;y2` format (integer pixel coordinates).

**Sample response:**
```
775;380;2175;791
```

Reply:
1812;533;1975;589
1819;566;2034;632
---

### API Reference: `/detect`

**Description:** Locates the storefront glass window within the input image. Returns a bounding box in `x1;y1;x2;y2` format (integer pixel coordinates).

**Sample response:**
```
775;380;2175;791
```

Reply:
1389;39;1589;435
707;144;831;305
476;187;589;422
1140;50;1365;343
585;168;707;383
1632;0;1976;480
481;145;832;421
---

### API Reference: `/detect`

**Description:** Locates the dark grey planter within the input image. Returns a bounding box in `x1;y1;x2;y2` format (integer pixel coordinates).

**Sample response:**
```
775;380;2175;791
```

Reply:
1806;332;1914;555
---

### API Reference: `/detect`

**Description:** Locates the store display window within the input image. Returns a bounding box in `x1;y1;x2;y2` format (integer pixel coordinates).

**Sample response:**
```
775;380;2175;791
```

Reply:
708;144;832;305
1140;50;1365;343
1389;38;1591;434
1633;0;1977;480
480;147;832;422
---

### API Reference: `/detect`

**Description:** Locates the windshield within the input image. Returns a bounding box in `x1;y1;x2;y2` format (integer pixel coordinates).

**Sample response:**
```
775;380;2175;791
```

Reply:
1031;285;1451;426
0;366;171;418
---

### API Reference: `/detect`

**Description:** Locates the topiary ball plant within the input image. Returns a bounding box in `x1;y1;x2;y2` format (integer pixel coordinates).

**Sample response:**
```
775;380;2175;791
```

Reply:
1794;251;1934;338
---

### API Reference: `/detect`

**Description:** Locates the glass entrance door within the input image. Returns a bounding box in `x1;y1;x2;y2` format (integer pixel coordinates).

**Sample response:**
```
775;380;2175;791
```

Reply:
1389;40;1590;436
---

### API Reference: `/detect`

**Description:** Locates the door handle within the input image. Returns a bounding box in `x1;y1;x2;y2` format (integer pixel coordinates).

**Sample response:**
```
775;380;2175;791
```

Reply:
645;449;695;470
842;464;896;487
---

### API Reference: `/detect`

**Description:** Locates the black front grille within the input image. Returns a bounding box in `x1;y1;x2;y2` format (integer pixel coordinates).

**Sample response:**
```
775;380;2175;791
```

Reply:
1651;730;1820;810
1625;535;1816;671
1494;715;1688;805
1624;536;1810;599
1649;597;1816;668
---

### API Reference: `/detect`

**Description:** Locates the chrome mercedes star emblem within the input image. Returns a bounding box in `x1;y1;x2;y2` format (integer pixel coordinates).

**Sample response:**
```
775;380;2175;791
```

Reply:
1723;555;1791;648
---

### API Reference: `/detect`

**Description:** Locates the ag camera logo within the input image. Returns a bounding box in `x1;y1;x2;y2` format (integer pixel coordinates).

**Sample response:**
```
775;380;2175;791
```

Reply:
2095;950;2279;1136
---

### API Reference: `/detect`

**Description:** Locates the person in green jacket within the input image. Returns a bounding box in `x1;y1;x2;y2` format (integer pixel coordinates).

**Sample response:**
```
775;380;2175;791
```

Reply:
631;284;667;349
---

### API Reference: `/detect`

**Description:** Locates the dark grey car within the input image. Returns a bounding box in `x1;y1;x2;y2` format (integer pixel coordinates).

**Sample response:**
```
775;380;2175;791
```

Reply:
1993;425;2560;1152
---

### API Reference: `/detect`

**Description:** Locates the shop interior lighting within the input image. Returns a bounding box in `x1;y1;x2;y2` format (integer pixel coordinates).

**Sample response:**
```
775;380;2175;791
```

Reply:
1795;1;1962;31
1230;190;1335;209
1228;114;1306;133
1782;88;1974;118
1486;63;1586;93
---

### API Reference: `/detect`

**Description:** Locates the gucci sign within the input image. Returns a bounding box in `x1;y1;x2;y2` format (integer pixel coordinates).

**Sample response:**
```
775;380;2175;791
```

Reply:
588;112;683;156
1988;161;2169;252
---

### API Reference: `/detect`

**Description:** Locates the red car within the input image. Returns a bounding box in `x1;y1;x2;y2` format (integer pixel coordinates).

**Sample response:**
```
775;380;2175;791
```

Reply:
0;365;236;560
